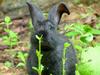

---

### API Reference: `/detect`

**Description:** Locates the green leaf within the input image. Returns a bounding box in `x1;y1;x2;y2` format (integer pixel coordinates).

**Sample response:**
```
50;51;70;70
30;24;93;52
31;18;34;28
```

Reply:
75;45;83;52
65;31;80;37
11;39;18;42
24;53;28;57
3;30;19;46
64;42;70;48
16;63;25;67
73;23;85;34
4;16;12;25
3;40;10;46
36;50;40;57
35;35;43;41
91;28;100;35
9;31;17;37
11;42;17;46
80;33;93;43
2;36;8;40
4;28;10;32
36;35;40;40
32;67;38;72
84;26;92;33
40;64;44;71
17;52;25;63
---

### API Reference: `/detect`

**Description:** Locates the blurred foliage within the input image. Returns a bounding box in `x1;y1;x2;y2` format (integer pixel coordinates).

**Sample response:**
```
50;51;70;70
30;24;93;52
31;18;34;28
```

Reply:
65;22;100;75
77;46;100;75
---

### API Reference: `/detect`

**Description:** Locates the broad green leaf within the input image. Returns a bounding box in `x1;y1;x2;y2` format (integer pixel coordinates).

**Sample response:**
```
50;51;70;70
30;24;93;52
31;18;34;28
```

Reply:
78;46;100;75
65;31;80;37
80;33;93;43
84;26;92;33
64;43;70;48
16;63;25;67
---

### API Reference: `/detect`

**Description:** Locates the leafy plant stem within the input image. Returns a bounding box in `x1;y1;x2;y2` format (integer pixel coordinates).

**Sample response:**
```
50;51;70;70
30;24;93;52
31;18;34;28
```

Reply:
32;35;44;75
62;47;66;75
62;43;70;75
38;38;42;75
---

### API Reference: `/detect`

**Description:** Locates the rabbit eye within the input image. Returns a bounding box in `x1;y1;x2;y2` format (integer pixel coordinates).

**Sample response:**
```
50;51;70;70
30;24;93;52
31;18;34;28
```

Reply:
49;26;54;30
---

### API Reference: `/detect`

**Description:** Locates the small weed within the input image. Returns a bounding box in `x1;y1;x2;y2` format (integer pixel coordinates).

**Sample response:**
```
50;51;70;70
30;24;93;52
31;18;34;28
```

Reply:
2;29;19;48
17;51;28;68
2;16;19;49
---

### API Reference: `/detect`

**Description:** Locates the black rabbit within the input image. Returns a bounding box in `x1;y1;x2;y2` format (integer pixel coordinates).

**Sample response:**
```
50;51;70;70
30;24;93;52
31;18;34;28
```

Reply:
26;2;76;75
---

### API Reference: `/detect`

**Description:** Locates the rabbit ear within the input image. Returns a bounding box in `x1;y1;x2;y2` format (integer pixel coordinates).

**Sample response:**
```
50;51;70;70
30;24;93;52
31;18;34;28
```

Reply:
27;2;45;26
48;3;70;26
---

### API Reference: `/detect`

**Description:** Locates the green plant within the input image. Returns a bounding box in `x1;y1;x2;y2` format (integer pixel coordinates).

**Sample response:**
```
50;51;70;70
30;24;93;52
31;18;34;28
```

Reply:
17;51;28;68
2;16;19;48
2;29;19;48
3;16;19;68
32;35;44;75
62;43;70;75
65;22;100;44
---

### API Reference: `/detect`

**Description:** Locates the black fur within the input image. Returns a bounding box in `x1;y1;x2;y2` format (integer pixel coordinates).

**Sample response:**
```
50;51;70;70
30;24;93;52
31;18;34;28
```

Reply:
26;2;76;75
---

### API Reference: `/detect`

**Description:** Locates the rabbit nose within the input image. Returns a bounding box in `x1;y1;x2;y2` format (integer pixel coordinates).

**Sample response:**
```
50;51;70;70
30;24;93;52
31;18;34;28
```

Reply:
37;30;47;37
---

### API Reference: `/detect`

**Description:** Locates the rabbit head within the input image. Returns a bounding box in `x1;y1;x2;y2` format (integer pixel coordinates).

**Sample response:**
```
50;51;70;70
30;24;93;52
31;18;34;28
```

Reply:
27;2;70;36
27;2;70;50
